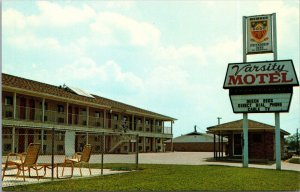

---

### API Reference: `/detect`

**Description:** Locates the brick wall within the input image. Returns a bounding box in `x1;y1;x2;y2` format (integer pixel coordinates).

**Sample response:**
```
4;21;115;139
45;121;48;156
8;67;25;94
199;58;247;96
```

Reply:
244;132;285;161
165;142;226;152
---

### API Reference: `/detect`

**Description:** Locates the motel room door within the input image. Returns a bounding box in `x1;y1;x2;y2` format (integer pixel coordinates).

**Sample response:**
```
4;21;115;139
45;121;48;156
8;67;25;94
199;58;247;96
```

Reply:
20;98;26;120
233;134;242;156
18;129;25;153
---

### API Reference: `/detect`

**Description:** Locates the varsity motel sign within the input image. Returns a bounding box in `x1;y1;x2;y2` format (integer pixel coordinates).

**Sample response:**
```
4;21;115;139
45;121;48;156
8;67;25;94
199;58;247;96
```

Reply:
224;60;299;113
224;60;298;88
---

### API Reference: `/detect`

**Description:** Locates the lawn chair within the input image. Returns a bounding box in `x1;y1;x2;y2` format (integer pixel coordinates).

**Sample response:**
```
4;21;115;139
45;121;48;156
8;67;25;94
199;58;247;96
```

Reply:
62;144;92;177
2;143;41;181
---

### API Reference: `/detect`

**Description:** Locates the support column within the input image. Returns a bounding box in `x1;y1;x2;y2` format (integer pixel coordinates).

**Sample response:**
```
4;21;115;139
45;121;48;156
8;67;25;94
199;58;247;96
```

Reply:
13;92;17;120
86;106;89;127
42;98;45;122
221;133;223;157
275;112;281;170
103;110;106;129
243;113;249;168
160;137;163;152
66;103;69;125
154;138;157;152
171;121;173;135
214;133;216;159
131;115;134;131
218;131;221;159
143;117;146;132
171;121;174;152
25;129;28;148
143;137;146;152
41;129;44;154
86;132;89;144
41;98;45;153
12;126;16;152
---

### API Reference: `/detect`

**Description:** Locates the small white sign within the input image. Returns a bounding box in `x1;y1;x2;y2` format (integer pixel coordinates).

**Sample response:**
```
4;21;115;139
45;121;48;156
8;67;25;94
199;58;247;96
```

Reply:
230;93;292;113
223;60;299;88
246;14;273;54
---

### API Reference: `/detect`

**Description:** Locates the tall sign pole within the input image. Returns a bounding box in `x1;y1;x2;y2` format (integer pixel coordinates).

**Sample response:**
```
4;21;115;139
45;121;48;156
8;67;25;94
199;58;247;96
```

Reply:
224;13;299;170
272;13;281;170
242;16;248;168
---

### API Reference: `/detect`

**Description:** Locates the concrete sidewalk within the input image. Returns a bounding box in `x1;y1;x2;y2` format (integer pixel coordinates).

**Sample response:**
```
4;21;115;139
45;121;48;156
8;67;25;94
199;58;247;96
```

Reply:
2;167;130;188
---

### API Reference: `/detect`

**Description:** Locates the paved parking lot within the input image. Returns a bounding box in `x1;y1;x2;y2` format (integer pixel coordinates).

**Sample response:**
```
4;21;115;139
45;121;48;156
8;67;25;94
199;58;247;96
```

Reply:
98;152;300;172
135;152;300;172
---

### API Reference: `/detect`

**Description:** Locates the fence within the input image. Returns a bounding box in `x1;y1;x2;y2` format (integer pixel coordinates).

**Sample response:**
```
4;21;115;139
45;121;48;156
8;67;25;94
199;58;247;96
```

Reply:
2;128;139;184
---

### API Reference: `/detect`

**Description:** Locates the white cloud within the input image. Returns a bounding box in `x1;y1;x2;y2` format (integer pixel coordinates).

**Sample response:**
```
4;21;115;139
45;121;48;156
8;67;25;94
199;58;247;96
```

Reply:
90;12;161;46
57;58;144;91
8;34;62;51
3;9;26;29
155;44;207;65
3;2;96;29
106;1;135;9
34;2;96;27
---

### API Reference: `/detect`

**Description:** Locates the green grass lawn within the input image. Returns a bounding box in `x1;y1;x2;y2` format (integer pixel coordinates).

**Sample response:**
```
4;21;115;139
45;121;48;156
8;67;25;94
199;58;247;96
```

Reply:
3;164;300;191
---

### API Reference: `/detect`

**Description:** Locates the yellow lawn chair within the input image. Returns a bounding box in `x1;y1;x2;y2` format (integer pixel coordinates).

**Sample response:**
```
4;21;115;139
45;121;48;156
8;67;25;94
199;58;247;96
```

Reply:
2;143;41;181
62;144;92;177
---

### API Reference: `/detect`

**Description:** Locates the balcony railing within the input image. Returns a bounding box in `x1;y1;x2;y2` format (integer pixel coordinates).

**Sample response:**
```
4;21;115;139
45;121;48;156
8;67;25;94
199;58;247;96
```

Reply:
2;104;171;134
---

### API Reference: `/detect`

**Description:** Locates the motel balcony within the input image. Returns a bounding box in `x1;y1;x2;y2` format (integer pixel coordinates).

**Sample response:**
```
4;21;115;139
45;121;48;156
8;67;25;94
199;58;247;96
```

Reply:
2;105;172;136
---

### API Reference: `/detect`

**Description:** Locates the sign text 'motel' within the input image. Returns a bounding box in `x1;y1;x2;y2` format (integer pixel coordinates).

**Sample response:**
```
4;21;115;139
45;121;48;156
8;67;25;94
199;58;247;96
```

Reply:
224;60;299;88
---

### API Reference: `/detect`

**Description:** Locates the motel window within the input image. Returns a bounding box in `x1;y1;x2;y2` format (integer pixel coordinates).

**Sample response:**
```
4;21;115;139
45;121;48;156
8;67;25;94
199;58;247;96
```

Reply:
4;144;12;152
137;119;141;124
57;105;64;113
56;132;64;141
253;134;262;143
113;115;118;121
81;109;87;115
43;131;47;140
57;145;64;152
3;129;12;139
40;102;48;110
43;145;47;153
5;96;13;105
145;120;149;125
95;111;100;118
96;145;101;151
38;131;42;140
94;136;101;142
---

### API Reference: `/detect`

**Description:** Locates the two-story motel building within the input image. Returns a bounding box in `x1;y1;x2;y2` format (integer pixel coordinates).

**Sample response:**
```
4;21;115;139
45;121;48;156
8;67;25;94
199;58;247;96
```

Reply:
2;73;176;154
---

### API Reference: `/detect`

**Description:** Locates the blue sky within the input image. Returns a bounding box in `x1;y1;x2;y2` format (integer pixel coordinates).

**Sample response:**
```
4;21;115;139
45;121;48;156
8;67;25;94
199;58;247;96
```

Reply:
2;0;299;136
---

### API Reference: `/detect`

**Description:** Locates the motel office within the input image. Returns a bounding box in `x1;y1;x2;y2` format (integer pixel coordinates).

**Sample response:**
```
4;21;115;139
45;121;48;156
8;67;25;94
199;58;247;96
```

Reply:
2;73;176;155
207;119;289;161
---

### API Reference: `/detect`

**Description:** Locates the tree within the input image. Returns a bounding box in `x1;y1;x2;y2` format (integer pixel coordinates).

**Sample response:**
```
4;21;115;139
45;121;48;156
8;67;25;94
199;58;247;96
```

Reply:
285;132;299;154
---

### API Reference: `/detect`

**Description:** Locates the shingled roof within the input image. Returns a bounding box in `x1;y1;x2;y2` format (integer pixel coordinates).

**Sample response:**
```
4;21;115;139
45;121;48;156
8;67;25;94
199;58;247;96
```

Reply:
2;73;176;121
207;119;289;135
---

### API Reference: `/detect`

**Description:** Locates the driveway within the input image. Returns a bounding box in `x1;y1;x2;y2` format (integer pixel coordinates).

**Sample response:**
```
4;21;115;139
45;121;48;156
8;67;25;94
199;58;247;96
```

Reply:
97;152;300;172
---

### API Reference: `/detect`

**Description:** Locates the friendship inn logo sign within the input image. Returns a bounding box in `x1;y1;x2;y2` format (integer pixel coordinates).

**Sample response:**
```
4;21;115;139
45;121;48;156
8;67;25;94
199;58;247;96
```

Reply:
246;14;273;54
223;60;299;88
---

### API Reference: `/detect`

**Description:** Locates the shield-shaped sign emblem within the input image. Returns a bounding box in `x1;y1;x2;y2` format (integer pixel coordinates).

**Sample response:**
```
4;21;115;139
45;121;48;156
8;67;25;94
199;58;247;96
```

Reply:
250;20;268;43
